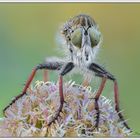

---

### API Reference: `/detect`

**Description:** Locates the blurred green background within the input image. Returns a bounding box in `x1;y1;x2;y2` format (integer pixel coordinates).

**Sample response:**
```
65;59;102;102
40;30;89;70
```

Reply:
0;3;140;135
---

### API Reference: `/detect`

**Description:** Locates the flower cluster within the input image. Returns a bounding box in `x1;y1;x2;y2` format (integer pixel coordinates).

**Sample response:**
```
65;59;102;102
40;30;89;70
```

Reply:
0;80;131;137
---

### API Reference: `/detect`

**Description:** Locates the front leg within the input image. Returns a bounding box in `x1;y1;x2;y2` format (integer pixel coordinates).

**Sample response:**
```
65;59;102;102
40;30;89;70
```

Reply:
88;63;131;131
3;61;63;114
48;62;74;126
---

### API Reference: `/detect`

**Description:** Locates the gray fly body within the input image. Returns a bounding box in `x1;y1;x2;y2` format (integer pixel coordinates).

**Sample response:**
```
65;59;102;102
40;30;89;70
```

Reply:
61;14;102;74
3;14;131;132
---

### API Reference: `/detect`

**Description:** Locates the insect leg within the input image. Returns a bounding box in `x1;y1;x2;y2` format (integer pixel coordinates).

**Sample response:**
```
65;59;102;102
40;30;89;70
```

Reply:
48;62;74;126
89;63;131;131
43;69;49;82
94;77;107;129
3;62;63;115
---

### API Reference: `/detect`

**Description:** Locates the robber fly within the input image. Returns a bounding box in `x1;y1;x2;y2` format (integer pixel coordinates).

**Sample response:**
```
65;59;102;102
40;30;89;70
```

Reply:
3;14;131;131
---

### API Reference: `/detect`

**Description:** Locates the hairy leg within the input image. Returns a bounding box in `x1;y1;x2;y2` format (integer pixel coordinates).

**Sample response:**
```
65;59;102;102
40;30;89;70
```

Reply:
48;62;74;125
43;69;49;82
3;62;63;114
89;63;131;131
94;77;107;129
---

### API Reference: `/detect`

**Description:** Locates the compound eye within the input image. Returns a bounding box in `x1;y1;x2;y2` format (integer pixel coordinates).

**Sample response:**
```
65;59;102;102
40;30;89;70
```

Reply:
89;28;101;47
71;28;82;48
